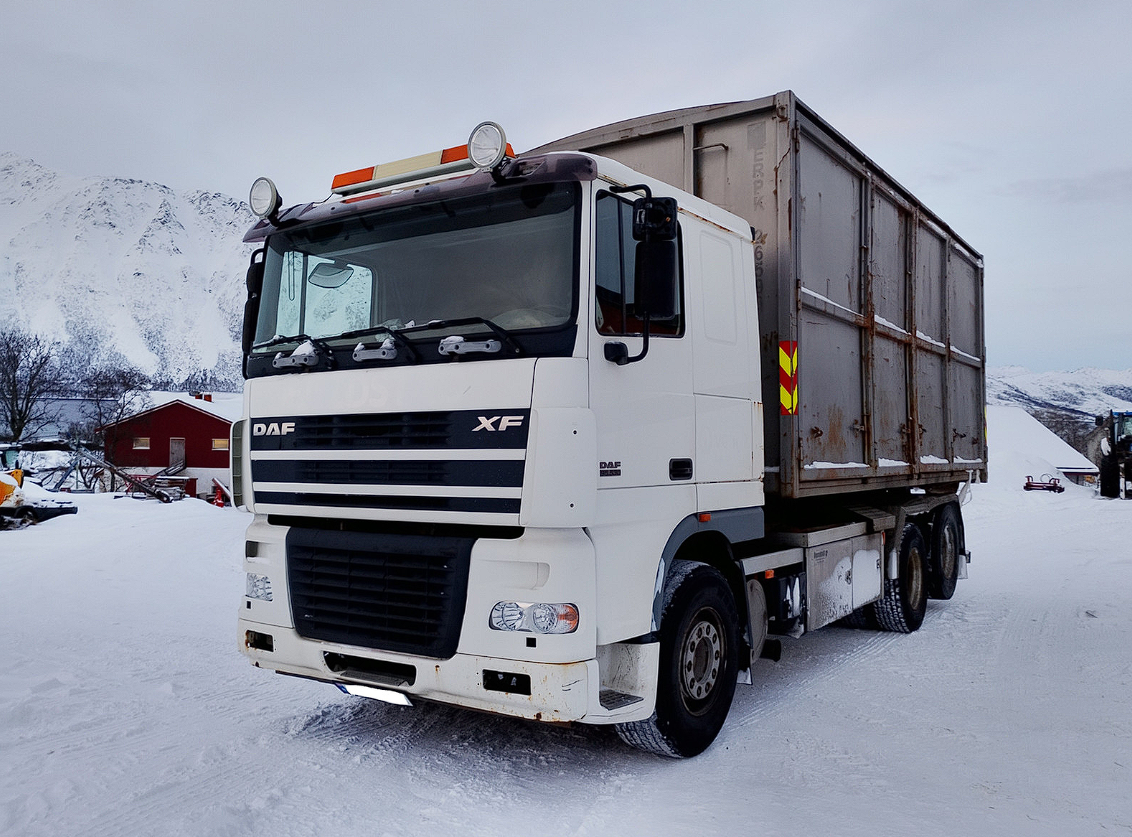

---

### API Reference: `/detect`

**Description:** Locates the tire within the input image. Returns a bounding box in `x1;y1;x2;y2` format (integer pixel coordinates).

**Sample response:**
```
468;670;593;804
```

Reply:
615;562;740;758
928;503;961;600
1100;456;1119;498
873;523;928;633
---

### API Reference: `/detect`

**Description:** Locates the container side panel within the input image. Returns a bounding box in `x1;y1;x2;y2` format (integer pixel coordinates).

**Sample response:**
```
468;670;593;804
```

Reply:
948;249;980;358
797;135;862;314
950;361;983;463
873;334;910;466
871;192;909;332
590;133;685;192
916;352;947;462
693;114;776;225
798;311;865;471
915;227;945;343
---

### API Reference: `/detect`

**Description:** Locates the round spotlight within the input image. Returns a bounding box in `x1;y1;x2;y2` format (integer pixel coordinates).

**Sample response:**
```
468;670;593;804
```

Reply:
249;177;282;219
467;122;508;171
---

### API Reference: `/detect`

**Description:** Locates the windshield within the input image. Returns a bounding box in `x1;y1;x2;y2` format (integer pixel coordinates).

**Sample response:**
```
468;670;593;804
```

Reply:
252;182;579;353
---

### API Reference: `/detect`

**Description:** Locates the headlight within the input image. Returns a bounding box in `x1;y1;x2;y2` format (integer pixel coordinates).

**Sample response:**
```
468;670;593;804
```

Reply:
246;572;273;601
467;122;508;170
249;177;282;219
489;601;579;634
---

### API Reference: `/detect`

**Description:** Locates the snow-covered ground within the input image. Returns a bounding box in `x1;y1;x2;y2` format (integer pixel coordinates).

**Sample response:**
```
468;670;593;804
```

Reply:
3;425;1131;836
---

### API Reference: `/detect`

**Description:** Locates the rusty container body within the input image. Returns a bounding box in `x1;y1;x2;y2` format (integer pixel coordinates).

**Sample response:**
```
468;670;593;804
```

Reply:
530;91;986;498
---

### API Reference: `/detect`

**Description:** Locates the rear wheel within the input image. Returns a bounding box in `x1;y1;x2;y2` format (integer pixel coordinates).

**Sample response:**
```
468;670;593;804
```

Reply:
616;562;740;758
873;523;928;633
928;503;961;600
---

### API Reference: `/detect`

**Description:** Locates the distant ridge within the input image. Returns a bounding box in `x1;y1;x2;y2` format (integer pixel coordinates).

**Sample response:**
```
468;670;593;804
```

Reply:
987;366;1132;416
0;152;255;389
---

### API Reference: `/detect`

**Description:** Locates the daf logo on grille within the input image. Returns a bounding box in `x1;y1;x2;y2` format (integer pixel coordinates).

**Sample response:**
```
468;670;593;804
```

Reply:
252;422;296;436
473;415;524;432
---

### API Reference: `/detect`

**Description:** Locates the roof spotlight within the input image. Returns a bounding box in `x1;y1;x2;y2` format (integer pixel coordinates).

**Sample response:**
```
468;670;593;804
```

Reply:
467;122;509;171
249;177;282;219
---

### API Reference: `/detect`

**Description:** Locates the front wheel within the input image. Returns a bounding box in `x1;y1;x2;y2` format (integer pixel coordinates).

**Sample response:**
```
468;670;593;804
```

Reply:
616;562;740;758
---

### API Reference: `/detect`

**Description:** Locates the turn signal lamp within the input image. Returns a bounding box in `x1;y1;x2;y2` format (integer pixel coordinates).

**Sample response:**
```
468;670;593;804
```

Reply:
331;123;514;196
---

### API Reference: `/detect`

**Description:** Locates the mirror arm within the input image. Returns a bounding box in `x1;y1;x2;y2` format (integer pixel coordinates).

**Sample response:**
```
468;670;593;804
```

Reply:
603;315;651;366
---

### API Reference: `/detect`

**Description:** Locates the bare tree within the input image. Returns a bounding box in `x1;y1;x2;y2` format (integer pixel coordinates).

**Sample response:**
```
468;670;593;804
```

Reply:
71;365;153;491
79;366;153;438
0;326;67;442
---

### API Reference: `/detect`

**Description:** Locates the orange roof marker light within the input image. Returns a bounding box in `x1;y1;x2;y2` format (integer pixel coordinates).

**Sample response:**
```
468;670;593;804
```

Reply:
331;122;515;197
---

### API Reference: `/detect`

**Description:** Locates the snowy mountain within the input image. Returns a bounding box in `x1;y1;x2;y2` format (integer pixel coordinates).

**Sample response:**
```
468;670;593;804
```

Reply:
4;151;1131;408
987;366;1132;417
0;152;255;388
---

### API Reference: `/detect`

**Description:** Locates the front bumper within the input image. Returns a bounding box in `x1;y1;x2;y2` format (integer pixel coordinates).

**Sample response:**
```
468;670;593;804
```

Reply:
239;619;655;724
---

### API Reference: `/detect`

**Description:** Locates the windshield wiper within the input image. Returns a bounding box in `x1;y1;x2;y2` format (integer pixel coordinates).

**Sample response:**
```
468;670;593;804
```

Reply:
252;332;314;351
400;317;523;356
253;334;335;370
340;324;421;362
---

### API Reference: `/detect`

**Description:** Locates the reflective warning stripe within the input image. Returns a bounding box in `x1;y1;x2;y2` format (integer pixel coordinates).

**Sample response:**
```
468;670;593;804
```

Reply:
779;341;798;416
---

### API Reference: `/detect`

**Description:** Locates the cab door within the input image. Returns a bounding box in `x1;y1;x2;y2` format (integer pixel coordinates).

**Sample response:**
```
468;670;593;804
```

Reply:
587;190;694;490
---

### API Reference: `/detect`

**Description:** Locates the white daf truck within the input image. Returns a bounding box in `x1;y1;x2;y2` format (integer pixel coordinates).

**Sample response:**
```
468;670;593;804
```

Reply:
235;91;985;757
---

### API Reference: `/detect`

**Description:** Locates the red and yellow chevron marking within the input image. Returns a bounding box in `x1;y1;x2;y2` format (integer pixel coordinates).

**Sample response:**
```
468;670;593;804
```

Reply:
779;340;798;416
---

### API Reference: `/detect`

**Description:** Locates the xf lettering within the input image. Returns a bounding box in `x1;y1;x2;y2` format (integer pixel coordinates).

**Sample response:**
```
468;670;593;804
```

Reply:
473;415;524;432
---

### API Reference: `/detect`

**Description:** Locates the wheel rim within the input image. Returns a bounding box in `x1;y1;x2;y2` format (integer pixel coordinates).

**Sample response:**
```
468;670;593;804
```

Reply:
940;523;957;579
680;608;724;712
906;545;925;607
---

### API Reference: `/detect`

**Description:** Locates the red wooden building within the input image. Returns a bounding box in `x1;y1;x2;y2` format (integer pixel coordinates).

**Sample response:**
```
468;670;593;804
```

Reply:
103;394;238;498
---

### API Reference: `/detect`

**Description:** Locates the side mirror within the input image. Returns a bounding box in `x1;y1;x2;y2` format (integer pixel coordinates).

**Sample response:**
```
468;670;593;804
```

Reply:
604;191;680;366
631;196;679;241
633;239;679;321
631;195;679;322
242;249;265;356
1096;414;1106;427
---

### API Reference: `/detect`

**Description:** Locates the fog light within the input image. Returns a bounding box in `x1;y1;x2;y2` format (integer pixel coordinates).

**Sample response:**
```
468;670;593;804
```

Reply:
246;572;273;601
489;601;579;634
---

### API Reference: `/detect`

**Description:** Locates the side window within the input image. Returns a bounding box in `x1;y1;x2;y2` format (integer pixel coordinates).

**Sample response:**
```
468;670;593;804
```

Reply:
594;192;682;337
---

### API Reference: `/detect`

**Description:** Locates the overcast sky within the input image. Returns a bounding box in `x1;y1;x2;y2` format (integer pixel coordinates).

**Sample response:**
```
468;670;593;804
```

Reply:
2;0;1129;372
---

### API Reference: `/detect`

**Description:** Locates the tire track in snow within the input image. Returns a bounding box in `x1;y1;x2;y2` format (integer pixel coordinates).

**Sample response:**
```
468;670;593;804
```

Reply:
731;624;906;728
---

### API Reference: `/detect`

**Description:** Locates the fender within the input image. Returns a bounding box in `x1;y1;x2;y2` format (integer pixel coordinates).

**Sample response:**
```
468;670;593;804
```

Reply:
649;506;764;640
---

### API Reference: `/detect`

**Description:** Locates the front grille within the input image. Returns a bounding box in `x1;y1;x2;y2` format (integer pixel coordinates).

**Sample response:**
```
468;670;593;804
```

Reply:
249;409;529;520
252;458;524;487
250;410;529;452
287;526;473;658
